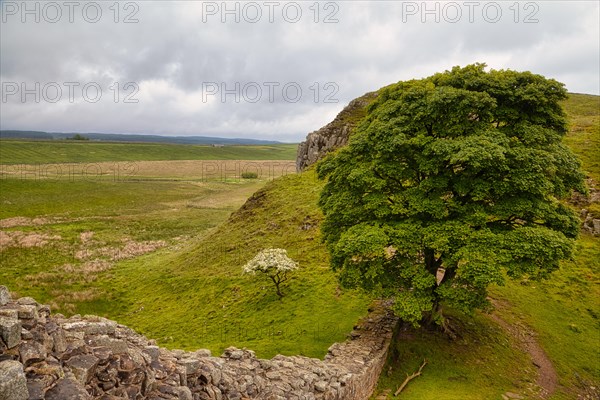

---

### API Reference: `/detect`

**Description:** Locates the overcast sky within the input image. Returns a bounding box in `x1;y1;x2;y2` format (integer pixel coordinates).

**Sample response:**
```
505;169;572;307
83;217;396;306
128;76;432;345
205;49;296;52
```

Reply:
1;1;598;142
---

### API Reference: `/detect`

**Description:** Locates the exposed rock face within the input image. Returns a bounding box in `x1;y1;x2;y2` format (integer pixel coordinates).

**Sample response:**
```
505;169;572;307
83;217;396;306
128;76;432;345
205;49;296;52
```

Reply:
573;179;600;236
0;286;397;399
296;92;378;172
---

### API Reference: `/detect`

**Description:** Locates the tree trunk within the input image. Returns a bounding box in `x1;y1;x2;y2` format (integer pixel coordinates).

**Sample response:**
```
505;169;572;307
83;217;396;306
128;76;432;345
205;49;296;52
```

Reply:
423;301;457;338
275;282;283;299
423;300;442;329
424;248;437;276
270;275;284;299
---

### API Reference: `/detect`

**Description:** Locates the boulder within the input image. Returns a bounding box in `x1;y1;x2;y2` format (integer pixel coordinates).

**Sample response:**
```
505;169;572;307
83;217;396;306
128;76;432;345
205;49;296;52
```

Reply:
16;297;37;306
62;321;115;336
0;286;10;306
19;341;46;366
44;377;91;400
17;305;38;320
88;335;128;354
0;360;28;400
65;354;99;384
0;309;18;319
0;317;21;349
26;380;45;400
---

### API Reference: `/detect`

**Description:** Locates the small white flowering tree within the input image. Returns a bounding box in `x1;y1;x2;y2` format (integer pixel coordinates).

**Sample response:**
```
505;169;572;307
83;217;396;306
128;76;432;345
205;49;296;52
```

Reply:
242;248;299;299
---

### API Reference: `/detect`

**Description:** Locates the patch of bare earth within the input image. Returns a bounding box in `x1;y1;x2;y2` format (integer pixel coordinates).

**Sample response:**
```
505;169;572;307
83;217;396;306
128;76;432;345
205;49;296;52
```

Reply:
26;234;168;313
0;216;114;229
0;230;61;250
61;260;112;274
79;231;94;243
0;216;61;228
489;298;559;400
0;231;12;248
48;288;103;314
22;231;166;313
75;239;166;262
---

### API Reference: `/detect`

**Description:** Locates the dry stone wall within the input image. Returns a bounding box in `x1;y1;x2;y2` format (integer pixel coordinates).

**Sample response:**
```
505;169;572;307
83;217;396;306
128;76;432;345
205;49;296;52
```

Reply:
0;286;397;400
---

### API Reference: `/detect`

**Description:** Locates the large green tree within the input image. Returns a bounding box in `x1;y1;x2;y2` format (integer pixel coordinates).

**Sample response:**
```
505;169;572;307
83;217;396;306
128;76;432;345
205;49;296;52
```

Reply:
317;64;586;328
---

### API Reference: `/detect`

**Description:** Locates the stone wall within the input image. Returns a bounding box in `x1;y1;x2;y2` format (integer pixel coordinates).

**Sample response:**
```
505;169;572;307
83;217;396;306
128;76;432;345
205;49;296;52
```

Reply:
296;92;378;172
0;286;397;400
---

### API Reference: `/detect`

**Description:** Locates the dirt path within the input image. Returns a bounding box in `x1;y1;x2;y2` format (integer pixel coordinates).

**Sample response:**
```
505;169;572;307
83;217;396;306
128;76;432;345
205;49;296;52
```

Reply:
489;299;559;399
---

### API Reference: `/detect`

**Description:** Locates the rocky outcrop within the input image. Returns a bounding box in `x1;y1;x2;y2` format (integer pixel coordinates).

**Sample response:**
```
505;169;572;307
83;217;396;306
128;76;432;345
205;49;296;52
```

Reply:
296;92;378;172
572;178;600;236
0;286;397;399
581;210;600;236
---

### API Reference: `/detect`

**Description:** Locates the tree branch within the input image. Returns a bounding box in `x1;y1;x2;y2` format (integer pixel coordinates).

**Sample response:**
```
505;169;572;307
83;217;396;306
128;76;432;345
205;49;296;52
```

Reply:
394;359;427;396
374;168;405;191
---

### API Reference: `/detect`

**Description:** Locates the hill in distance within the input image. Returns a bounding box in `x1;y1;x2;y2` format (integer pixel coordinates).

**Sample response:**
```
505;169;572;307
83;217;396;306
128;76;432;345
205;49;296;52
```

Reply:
0;130;287;145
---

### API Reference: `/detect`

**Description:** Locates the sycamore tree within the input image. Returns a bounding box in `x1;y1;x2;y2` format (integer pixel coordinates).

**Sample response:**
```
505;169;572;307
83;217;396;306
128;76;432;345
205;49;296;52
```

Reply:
243;248;299;299
317;64;586;329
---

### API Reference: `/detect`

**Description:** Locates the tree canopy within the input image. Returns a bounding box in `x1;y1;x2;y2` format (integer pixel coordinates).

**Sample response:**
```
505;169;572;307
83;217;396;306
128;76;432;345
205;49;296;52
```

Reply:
317;64;586;326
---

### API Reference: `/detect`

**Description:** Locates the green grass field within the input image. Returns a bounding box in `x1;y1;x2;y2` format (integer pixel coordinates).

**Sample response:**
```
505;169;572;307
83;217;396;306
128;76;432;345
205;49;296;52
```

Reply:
0;138;364;360
374;310;536;400
0;140;297;164
0;178;267;311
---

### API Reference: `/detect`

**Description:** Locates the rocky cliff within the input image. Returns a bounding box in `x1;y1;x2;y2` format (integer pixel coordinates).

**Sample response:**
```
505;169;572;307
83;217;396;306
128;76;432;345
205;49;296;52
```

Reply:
0;286;397;400
296;92;378;172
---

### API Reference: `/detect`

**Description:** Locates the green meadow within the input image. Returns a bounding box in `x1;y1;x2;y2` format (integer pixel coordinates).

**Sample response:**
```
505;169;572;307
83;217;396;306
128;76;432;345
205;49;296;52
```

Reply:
0;140;298;164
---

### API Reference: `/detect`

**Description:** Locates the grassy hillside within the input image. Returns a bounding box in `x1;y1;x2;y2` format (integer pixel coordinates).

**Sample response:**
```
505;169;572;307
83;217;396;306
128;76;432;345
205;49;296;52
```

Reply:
491;234;599;399
562;93;600;182
0;140;297;164
89;171;369;358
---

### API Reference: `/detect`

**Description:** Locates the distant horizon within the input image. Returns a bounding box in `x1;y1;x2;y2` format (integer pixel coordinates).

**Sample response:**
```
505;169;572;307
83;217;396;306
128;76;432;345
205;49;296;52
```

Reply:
0;129;300;145
0;89;600;144
2;91;597;145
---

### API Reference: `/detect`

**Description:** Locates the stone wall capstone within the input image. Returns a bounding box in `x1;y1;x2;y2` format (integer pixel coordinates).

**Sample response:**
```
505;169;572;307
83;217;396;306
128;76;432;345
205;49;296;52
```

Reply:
0;286;397;400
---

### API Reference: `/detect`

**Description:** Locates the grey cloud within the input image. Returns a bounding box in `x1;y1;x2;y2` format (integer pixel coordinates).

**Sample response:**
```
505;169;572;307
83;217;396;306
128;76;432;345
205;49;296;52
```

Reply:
1;0;598;142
